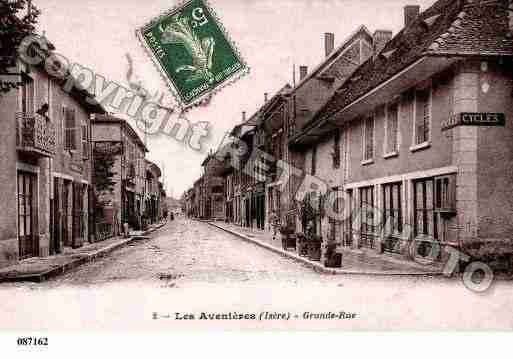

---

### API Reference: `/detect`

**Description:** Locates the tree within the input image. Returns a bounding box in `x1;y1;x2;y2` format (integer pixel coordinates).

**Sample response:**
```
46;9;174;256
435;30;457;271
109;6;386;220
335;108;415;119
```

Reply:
0;0;40;93
93;143;118;194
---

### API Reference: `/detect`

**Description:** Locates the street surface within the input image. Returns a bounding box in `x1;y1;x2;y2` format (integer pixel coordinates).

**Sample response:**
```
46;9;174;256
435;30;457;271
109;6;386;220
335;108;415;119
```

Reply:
1;217;512;330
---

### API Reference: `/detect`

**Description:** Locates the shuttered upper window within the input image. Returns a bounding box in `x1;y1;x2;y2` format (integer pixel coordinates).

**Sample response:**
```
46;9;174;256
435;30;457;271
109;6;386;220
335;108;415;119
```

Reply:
363;116;374;161
415;87;431;145
386;103;399;154
63;107;77;150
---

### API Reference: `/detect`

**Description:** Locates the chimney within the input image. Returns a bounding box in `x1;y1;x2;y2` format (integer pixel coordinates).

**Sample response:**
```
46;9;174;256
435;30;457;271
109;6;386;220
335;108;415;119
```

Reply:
404;5;420;27
299;65;308;81
373;30;393;55
264;92;268;102
242;111;246;123
324;32;335;57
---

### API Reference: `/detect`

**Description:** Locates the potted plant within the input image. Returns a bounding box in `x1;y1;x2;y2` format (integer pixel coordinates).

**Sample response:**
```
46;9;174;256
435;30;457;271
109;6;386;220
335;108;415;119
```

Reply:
308;234;322;261
279;225;296;250
296;232;308;256
324;242;342;268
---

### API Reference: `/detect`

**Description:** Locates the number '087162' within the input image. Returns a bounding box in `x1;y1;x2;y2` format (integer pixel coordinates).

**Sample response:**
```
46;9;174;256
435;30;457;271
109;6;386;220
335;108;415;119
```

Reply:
17;337;48;346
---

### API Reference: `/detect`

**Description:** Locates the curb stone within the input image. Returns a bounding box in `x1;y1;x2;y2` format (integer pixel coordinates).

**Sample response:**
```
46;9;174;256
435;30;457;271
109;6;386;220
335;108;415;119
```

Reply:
0;222;167;283
205;221;444;276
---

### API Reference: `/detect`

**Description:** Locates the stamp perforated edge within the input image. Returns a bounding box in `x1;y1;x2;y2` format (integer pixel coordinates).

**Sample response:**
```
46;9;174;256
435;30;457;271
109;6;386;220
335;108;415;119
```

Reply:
135;0;250;112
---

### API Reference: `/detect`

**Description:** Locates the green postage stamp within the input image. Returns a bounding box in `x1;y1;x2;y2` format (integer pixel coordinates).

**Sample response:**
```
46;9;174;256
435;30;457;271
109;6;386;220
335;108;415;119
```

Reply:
137;0;248;107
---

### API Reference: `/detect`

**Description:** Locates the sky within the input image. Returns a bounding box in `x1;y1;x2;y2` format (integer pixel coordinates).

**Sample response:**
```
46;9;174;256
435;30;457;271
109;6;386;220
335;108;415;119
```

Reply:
35;0;435;197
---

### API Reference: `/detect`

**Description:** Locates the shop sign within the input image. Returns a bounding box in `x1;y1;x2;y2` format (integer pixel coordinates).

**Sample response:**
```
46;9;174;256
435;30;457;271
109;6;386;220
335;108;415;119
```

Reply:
442;112;505;131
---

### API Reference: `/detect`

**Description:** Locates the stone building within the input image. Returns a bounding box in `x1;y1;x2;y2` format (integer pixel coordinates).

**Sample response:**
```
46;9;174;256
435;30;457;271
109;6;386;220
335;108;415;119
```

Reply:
274;25;376;235
145;160;162;224
200;151;226;220
254;86;291;233
222;112;259;228
0;42;105;267
90;114;148;235
293;0;513;265
184;188;195;217
193;176;204;218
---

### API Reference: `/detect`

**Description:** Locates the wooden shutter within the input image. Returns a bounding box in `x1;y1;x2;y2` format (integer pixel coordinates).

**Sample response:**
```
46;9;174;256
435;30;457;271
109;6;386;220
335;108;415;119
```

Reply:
64;108;77;150
82;121;88;158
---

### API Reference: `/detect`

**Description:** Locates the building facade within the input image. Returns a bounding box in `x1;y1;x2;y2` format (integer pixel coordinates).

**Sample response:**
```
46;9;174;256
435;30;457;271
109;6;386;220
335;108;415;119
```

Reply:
145;160;162;224
200;151;226;221
0;53;104;267
91;114;148;235
185;0;513;270
293;0;513;265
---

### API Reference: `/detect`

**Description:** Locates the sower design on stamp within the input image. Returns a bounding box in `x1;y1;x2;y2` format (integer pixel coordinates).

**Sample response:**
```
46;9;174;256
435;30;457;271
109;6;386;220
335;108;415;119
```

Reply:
138;0;248;108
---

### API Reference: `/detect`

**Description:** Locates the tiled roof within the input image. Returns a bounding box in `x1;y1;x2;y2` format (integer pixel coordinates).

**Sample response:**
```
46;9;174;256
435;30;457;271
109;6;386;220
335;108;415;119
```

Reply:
428;0;513;55
231;84;291;136
306;0;513;129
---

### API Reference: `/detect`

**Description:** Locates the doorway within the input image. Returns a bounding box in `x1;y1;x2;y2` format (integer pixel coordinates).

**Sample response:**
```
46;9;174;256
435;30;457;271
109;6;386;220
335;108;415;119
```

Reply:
17;171;38;260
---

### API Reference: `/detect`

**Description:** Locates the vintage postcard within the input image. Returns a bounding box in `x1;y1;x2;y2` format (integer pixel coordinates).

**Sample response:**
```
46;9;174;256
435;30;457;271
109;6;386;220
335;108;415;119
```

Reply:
1;0;513;355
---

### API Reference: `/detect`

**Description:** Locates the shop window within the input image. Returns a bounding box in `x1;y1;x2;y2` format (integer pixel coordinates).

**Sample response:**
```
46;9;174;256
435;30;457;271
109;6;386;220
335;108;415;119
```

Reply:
359;186;376;249
435;174;456;213
382;182;402;253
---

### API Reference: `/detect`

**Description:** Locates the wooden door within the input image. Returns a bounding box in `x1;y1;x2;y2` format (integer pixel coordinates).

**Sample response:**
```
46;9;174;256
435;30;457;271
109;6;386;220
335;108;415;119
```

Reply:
18;171;38;259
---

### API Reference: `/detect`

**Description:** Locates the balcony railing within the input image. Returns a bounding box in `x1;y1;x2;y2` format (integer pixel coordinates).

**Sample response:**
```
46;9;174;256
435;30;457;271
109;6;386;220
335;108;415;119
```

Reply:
16;112;56;157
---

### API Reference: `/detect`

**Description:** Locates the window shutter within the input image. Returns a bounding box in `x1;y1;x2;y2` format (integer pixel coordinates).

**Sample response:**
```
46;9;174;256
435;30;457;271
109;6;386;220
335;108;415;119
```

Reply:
71;108;77;150
415;88;430;144
63;107;77;150
82;121;88;158
387;103;398;153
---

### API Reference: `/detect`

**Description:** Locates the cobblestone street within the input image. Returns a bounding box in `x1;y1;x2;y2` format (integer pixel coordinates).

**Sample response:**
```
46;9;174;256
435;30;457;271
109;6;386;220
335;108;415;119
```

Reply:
41;218;322;287
1;217;513;330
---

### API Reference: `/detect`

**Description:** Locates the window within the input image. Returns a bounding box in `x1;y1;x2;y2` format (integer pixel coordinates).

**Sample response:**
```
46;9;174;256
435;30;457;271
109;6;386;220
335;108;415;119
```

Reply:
386;103;399;154
275;190;281;217
415;87;431;145
363;116;374;161
333;129;341;168
82;121;88;158
275;133;283;160
413;177;447;259
311;145;317;175
329;186;343;241
382;182;402;253
359;186;376;249
413;178;437;240
63;107;77;150
287;96;297;136
21;77;34;114
434;175;456;212
344;189;354;247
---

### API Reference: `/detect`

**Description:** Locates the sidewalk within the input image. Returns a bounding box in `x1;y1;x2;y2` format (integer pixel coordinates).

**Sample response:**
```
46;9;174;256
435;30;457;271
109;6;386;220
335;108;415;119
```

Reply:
0;221;167;283
207;221;444;276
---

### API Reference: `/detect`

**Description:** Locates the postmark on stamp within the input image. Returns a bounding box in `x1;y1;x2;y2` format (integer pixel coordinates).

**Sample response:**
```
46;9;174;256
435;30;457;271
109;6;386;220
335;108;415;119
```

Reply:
137;0;248;108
